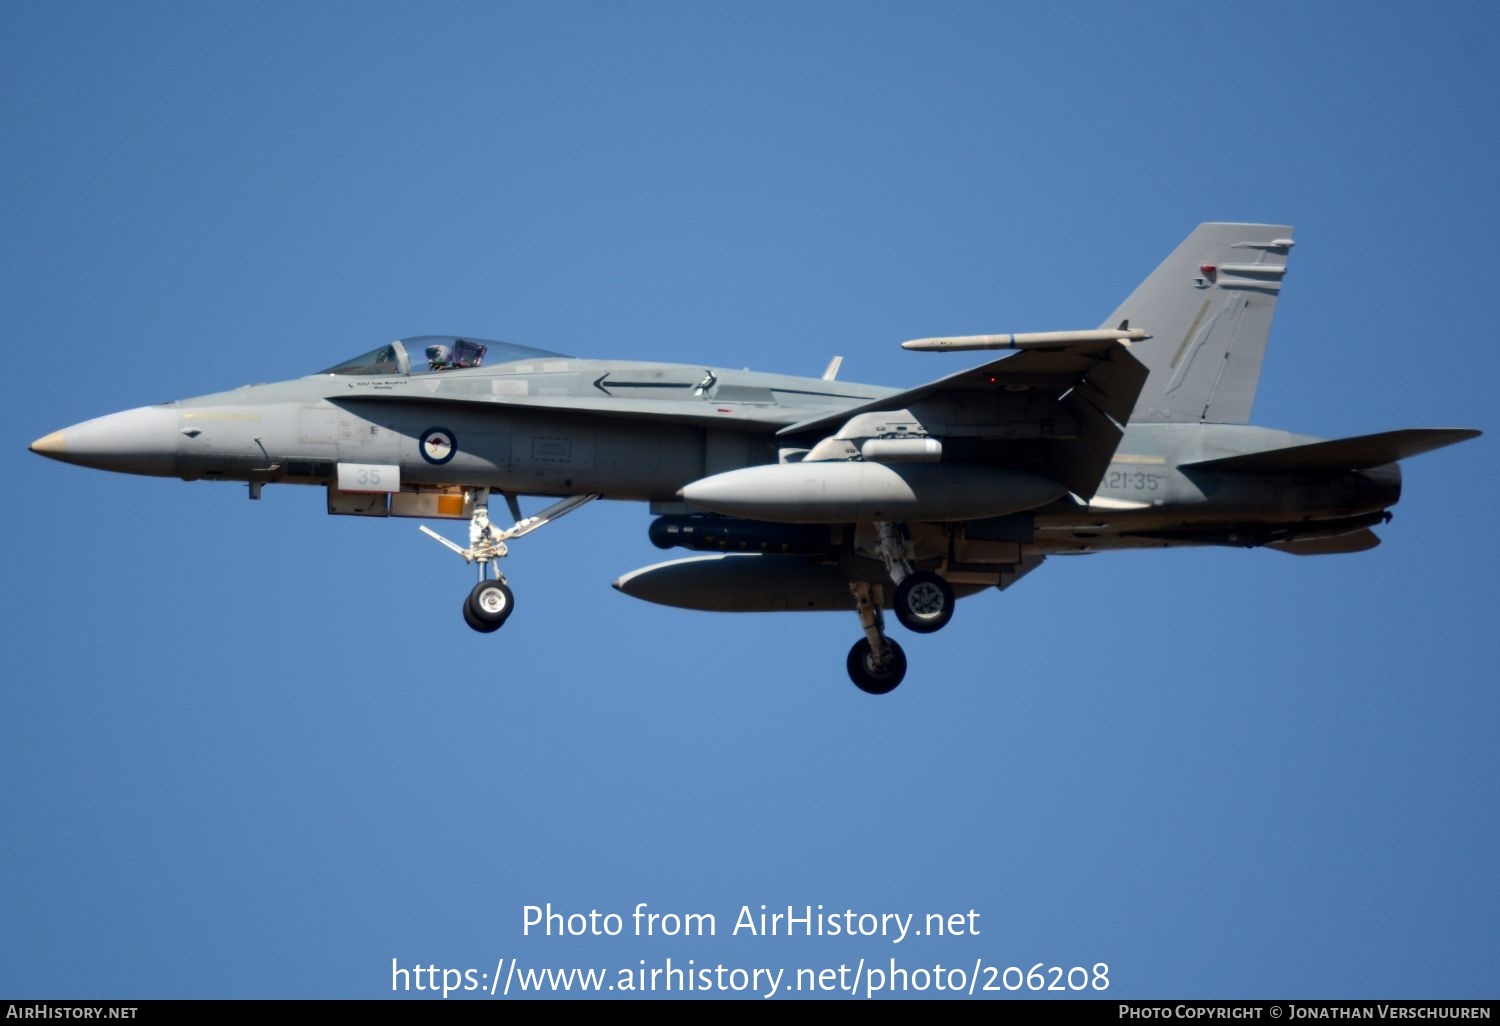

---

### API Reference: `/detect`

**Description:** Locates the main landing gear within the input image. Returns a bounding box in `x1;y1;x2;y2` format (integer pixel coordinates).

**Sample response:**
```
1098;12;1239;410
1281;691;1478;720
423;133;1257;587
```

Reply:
841;521;958;694
421;492;597;634
847;583;907;695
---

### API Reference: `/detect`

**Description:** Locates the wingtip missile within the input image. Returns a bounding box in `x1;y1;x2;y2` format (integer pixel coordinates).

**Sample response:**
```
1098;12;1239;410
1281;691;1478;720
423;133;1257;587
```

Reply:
901;328;1150;352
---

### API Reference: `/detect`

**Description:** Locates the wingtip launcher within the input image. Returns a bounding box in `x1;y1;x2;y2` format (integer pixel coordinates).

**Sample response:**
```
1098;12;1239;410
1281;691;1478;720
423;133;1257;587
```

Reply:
901;328;1150;352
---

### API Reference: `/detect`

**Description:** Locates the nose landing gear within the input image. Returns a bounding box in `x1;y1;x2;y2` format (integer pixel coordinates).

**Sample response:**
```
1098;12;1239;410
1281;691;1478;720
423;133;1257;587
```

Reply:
465;578;514;628
421;492;598;634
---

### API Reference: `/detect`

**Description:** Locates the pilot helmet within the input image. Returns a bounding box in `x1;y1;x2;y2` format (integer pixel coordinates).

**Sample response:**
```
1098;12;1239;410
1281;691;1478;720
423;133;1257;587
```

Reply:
426;343;451;366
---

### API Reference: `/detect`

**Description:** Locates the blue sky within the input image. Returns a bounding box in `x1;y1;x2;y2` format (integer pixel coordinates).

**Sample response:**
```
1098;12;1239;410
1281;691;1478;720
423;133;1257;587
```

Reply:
3;1;1497;1001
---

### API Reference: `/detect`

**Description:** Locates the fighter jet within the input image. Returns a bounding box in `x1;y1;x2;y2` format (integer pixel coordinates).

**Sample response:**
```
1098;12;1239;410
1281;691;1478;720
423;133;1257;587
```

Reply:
29;223;1480;694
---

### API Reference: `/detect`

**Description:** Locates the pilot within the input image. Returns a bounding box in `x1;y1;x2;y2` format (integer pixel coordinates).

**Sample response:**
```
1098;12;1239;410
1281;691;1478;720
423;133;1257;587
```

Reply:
426;343;451;371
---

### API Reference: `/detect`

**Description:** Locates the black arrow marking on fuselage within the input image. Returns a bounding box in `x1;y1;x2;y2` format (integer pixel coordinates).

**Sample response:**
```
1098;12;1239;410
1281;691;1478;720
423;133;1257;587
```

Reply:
593;373;697;397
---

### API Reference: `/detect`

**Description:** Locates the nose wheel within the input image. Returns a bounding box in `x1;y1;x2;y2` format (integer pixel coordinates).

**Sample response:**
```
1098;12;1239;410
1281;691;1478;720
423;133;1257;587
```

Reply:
462;595;503;633
466;578;514;627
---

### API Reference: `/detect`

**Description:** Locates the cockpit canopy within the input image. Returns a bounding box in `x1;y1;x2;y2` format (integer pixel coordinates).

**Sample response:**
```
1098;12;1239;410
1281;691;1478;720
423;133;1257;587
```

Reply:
319;336;569;377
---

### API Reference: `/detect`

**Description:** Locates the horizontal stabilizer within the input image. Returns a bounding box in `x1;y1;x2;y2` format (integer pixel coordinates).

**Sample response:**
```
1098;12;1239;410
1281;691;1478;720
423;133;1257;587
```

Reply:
1184;428;1481;473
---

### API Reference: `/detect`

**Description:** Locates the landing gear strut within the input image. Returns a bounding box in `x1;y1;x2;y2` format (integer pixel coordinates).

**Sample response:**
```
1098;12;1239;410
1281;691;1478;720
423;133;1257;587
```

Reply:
846;581;907;694
422;492;597;634
840;522;959;693
871;521;956;635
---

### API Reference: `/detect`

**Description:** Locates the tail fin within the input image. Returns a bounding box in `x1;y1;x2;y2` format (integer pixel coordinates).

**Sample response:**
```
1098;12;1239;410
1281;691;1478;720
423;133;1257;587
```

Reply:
1103;222;1293;424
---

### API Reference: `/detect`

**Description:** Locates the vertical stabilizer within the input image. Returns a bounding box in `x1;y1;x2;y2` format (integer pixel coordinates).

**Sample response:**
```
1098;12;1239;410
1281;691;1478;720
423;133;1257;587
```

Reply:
1103;223;1293;423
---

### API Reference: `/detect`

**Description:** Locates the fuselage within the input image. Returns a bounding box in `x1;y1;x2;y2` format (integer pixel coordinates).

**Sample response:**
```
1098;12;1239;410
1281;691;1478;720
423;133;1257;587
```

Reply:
33;345;888;500
31;337;1401;559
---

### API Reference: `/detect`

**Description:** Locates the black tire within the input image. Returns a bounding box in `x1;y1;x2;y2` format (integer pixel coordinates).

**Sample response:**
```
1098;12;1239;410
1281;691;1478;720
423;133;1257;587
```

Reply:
463;597;503;633
846;637;907;695
466;578;514;626
892;571;955;634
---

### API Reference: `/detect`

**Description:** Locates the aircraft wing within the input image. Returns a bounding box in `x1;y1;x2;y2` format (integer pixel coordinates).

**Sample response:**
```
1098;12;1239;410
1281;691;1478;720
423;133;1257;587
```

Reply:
776;339;1149;498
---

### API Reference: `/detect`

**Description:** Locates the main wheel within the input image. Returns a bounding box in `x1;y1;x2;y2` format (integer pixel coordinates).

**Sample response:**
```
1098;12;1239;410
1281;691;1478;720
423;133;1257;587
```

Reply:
466;578;514;626
846;637;907;695
892;571;955;634
463;597;503;633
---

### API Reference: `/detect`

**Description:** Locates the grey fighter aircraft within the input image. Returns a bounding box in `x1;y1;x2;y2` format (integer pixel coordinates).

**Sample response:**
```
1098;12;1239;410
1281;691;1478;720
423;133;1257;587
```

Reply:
30;223;1481;694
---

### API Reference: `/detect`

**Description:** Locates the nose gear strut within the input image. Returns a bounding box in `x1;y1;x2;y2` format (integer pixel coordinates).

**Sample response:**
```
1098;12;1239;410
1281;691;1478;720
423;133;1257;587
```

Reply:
421;492;598;632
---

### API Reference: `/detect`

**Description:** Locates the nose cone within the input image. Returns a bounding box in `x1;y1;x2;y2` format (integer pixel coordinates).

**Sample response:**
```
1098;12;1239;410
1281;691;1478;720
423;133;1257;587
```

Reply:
30;405;179;477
